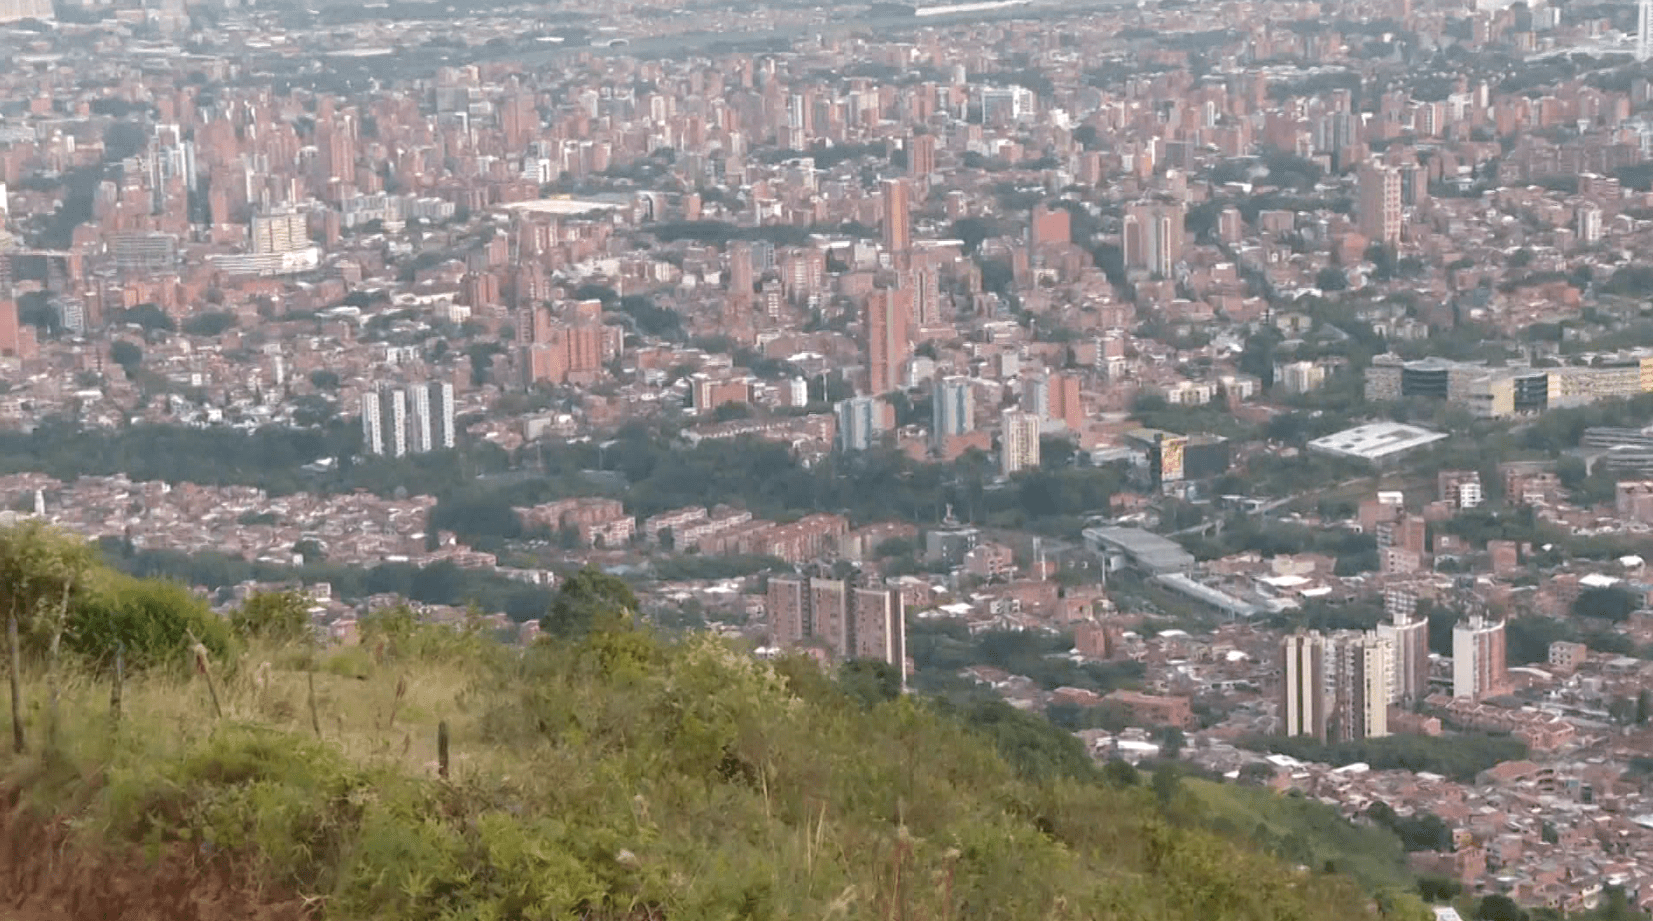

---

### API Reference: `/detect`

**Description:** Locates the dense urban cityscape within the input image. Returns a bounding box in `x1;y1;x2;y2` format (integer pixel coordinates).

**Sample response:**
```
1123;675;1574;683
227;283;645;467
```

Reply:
6;0;1653;912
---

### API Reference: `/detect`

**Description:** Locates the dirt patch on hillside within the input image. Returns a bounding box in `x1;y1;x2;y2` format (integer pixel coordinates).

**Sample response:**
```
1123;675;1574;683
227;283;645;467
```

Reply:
0;791;311;921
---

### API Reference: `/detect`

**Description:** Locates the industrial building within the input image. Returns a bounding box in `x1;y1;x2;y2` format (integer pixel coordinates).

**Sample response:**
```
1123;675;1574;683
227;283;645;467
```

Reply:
1082;526;1196;574
1365;354;1653;418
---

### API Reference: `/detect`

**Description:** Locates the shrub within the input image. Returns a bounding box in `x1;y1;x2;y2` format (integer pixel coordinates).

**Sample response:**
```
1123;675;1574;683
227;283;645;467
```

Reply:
64;574;236;671
231;590;313;643
358;603;487;663
103;727;375;895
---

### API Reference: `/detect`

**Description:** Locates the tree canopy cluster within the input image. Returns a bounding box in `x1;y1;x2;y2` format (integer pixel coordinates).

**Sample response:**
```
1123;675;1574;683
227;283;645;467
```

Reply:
0;422;1121;557
105;545;554;623
431;432;1125;551
909;620;1145;697
1365;802;1454;853
1242;733;1530;783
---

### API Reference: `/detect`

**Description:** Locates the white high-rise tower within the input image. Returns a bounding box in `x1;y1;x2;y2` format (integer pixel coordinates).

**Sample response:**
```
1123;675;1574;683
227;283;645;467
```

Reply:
427;381;456;450
407;385;434;454
1639;0;1653;62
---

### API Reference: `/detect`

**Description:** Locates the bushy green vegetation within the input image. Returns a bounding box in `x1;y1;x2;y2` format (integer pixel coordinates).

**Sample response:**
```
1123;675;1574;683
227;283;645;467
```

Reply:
1179;778;1414;892
648;553;787;582
433;433;1125;547
0;418;509;497
1240;733;1530;783
1521;392;1653;453
1505;615;1648;664
0;418;1128;549
39;558;316;683
908;620;1145;695
65;572;237;672
103;545;555;621
51;634;1390;920
1572;585;1640;622
1364;802;1453;853
1231;450;1373;499
5;536;1423;921
229;588;313;642
0;521;343;761
1130;393;1259;441
1266;597;1386;634
1184;518;1378;573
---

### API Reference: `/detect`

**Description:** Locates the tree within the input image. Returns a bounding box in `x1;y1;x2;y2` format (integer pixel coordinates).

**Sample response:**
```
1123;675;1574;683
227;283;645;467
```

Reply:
65;574;236;672
1102;759;1139;787
231;589;312;643
952;697;1099;784
112;303;175;332
1573;585;1637;622
1039;435;1077;470
1315;267;1349;292
1601;886;1638;921
1366;803;1453;852
873;536;918;559
711;401;753;422
541;566;639;638
1246;732;1526;783
356;603;485;664
110;340;143;373
294;538;327;565
182;311;238;337
1158;726;1186;760
1238;762;1275;786
1639;688;1652;726
838;659;902;709
1240;328;1284;388
468;342;502;385
1475;894;1524;921
1152;763;1182;806
1417;877;1462;903
0;522;95;753
310;369;341;390
292;395;337;428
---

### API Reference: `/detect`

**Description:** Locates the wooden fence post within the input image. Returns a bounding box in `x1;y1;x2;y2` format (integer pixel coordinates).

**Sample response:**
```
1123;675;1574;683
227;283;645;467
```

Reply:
110;644;124;726
8;610;22;754
438;720;450;779
187;631;223;721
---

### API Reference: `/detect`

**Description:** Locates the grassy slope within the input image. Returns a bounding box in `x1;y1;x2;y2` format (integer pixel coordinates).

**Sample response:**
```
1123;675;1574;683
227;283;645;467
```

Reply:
2;625;1416;921
1180;779;1414;893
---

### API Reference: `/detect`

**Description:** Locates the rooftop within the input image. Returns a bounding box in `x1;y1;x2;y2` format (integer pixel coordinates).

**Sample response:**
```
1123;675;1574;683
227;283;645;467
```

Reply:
500;198;627;215
1082;525;1197;573
1306;422;1449;462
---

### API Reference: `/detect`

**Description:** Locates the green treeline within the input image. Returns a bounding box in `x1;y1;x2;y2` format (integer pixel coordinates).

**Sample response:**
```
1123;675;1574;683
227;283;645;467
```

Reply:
1241;733;1530;783
909;620;1145;696
0;418;512;497
101;543;555;622
0;422;1123;549
437;432;1124;548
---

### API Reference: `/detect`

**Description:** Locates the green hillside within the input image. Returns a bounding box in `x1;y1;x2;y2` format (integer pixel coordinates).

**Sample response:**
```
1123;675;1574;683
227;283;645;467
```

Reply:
0;523;1424;920
1179;778;1414;893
